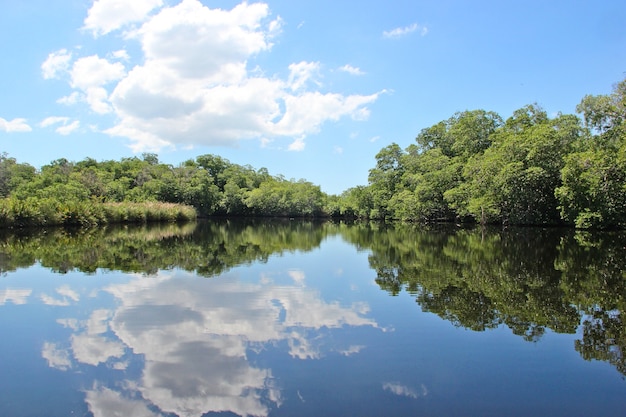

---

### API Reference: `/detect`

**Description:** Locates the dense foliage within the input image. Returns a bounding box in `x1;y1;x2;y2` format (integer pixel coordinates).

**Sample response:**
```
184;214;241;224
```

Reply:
342;77;626;228
0;152;326;228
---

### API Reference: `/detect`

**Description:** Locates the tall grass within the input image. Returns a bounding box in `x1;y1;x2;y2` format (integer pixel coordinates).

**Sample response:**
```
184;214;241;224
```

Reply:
0;198;196;229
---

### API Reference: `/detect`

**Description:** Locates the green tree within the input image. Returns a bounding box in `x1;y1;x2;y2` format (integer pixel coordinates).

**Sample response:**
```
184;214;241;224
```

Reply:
556;78;626;228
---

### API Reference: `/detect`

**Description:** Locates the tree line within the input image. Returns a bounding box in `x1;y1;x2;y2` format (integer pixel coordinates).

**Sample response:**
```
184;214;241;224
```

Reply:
340;77;626;229
0;152;327;227
1;77;624;228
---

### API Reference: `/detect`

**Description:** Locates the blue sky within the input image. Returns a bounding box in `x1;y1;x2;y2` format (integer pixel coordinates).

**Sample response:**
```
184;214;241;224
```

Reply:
1;0;625;195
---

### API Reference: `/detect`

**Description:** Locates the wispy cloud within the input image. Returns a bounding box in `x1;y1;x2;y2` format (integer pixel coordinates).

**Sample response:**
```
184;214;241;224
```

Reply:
383;23;428;39
288;137;306;151
0;288;32;304
0;117;32;133
338;64;365;76
383;382;428;399
40;117;81;135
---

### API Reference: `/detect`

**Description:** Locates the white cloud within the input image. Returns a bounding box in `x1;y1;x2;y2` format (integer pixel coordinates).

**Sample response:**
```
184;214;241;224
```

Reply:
339;345;365;356
383;23;427;39
41;49;72;79
56;120;81;135
333;146;344;154
382;382;428;399
288;61;321;91
57;92;81;105
0;288;32;304
69;55;126;113
71;55;126;90
42;342;73;370
99;270;378;416
273;91;381;136
86;386;160;417
338;64;365;76
0;117;32;133
110;49;130;61
288;137;306;151
288;269;306;284
40;117;80;135
41;285;81;305
83;0;164;36
44;0;382;153
41;294;71;306
71;333;125;366
40;116;70;127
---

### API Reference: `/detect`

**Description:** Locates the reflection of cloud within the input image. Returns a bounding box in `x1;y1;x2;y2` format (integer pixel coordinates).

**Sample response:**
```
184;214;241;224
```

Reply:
42;342;73;370
85;386;160;417
382;382;428;399
57;285;80;301
70;309;125;366
71;333;126;366
288;269;305;285
41;285;81;306
339;345;365;356
41;294;71;306
57;318;80;330
86;309;113;334
0;288;32;305
101;271;378;416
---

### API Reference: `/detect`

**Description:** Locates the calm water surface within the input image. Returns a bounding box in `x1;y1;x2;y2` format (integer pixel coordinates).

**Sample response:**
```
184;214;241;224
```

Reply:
0;220;625;416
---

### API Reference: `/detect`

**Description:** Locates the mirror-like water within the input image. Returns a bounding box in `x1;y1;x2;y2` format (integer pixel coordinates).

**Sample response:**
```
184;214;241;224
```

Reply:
0;220;625;416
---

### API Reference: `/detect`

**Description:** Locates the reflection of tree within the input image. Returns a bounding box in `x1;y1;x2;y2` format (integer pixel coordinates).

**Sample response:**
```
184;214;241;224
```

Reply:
345;223;626;374
343;224;581;342
557;231;626;376
576;310;626;376
0;219;333;277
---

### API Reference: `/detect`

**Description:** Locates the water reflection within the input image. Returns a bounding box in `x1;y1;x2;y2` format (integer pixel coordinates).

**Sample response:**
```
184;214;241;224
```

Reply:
27;262;378;416
345;223;626;375
1;220;626;416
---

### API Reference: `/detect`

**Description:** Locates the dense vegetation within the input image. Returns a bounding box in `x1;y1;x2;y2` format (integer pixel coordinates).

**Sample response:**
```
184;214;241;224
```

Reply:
342;77;626;228
1;77;624;228
0;152;326;228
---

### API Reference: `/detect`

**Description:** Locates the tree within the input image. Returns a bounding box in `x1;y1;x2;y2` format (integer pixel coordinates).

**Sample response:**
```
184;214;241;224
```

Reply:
368;143;405;219
556;77;626;228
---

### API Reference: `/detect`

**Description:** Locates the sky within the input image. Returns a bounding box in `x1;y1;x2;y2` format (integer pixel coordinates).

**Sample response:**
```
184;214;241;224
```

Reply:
1;0;625;195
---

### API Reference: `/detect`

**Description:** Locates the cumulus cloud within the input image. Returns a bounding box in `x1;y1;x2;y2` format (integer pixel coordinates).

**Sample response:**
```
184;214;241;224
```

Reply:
41;49;72;79
44;0;382;152
83;0;164;36
0;117;32;133
383;23;428;39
